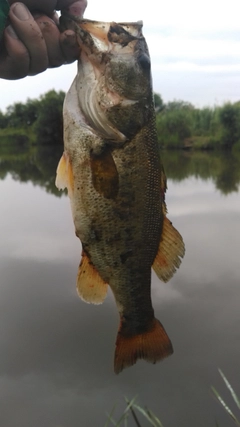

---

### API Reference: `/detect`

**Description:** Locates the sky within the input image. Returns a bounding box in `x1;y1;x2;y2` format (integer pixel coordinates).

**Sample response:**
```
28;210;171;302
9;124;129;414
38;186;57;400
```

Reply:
0;0;240;111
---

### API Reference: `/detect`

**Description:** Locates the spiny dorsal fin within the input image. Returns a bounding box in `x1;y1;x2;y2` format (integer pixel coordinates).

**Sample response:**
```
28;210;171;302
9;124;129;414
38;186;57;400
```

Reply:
55;152;74;196
77;251;108;304
152;216;185;283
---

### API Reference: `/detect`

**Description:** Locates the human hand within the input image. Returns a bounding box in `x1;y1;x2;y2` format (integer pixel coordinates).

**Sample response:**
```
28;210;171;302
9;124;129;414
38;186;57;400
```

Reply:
0;0;87;79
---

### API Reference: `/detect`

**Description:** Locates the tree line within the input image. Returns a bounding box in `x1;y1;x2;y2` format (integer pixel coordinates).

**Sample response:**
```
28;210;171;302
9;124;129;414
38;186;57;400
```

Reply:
0;90;65;145
0;89;240;150
154;94;240;150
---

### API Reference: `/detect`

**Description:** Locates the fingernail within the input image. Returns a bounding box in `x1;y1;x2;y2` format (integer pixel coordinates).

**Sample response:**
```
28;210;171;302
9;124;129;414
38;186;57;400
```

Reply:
12;3;30;21
6;25;18;39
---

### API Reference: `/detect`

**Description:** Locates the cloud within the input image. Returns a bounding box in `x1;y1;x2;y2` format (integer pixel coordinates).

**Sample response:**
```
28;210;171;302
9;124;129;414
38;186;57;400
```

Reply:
1;0;240;109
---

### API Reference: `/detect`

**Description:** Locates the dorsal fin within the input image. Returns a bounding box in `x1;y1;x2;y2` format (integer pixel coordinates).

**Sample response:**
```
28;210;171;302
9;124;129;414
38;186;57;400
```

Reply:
152;216;185;283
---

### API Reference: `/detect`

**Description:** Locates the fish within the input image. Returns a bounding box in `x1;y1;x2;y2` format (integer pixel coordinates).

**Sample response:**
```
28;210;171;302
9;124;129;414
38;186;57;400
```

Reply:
56;16;185;374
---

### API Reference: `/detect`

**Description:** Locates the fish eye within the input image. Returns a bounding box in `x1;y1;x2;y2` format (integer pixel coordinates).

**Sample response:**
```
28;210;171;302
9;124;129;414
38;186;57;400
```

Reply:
137;53;151;72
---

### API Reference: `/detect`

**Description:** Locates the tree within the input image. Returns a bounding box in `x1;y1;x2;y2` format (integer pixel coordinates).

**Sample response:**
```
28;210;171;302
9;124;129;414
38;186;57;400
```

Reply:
153;93;164;113
4;99;39;128
218;103;240;148
0;110;7;128
165;100;194;111
33;90;65;145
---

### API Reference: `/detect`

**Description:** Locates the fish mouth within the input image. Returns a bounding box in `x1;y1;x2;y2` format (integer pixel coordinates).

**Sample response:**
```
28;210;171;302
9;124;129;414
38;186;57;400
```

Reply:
61;16;144;57
74;18;143;47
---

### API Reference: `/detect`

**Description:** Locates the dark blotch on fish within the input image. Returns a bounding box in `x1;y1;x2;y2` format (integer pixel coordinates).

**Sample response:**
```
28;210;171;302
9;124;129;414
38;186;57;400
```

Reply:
120;250;133;264
90;148;119;199
108;23;136;46
138;53;151;72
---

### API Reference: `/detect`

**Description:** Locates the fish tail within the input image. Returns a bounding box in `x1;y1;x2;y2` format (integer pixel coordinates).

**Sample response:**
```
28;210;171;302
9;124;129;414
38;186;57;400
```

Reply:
114;318;173;374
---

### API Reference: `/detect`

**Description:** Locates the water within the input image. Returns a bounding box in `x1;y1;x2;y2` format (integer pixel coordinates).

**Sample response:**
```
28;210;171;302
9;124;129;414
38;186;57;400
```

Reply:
0;143;240;427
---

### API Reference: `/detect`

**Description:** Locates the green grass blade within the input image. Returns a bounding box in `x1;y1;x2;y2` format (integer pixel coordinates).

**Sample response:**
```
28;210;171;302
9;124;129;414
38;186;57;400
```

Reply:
125;397;142;427
133;403;164;427
146;409;164;427
124;396;138;413
105;414;117;427
114;410;129;426
105;412;129;427
219;369;240;410
212;386;240;426
129;406;142;427
105;397;164;427
105;404;129;427
104;404;117;427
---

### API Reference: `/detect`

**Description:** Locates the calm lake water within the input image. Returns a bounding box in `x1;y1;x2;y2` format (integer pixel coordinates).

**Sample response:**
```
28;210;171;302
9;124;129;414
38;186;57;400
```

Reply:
0;144;240;427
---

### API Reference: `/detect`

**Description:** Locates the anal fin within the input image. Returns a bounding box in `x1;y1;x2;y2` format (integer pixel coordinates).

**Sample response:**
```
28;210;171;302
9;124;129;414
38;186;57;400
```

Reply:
77;252;108;304
153;216;185;283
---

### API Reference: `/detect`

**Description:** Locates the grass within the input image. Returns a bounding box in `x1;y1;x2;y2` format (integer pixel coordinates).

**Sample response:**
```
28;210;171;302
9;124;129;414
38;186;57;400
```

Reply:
104;369;240;427
212;369;240;426
104;397;164;427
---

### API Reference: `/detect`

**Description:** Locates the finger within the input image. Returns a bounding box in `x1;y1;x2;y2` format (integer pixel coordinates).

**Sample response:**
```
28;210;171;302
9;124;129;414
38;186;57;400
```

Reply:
0;25;29;79
59;29;80;63
9;3;48;75
34;14;64;68
8;0;58;16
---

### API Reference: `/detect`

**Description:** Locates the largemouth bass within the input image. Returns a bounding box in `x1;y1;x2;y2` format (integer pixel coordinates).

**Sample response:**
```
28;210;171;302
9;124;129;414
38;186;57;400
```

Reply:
56;17;185;374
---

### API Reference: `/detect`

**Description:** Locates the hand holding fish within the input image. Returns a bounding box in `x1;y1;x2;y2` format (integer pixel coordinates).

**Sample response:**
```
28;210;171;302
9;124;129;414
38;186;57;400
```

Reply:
0;0;87;79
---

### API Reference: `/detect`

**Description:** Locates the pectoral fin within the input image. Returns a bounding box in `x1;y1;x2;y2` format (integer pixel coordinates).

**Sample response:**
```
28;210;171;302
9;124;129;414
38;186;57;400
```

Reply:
77;252;108;304
153;216;185;283
55;152;74;196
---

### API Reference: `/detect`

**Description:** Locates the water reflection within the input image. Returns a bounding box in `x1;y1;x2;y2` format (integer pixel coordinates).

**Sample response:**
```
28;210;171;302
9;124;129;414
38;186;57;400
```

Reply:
162;149;240;194
0;141;240;427
1;140;240;195
0;140;63;196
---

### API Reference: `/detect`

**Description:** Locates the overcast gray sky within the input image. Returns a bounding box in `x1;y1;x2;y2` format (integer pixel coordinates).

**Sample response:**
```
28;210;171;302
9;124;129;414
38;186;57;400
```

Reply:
0;0;240;111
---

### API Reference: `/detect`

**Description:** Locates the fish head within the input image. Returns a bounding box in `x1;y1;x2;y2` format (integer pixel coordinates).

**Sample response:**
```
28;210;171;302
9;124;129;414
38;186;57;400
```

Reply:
62;16;154;141
77;19;152;96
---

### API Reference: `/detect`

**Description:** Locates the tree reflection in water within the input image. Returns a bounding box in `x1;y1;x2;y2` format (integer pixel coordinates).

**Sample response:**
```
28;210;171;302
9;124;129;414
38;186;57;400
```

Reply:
0;140;240;196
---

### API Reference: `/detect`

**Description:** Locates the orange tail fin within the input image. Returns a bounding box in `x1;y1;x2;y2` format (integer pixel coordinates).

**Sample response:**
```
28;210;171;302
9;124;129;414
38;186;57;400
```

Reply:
114;318;173;374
